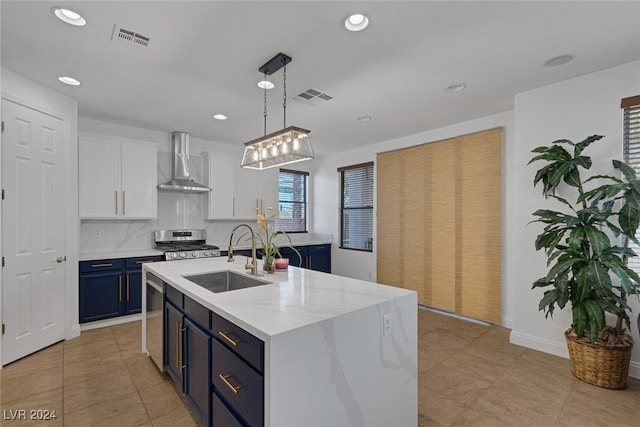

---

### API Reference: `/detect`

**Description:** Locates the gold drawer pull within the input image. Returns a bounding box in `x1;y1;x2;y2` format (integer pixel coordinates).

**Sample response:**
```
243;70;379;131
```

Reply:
136;260;156;264
219;374;242;394
218;331;241;346
91;263;113;268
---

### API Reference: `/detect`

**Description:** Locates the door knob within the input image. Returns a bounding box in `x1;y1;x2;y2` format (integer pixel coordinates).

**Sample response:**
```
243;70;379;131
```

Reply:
56;256;67;263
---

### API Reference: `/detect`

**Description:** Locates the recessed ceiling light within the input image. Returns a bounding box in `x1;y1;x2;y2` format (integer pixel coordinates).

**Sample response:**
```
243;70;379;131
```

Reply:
446;83;467;92
357;116;372;122
257;80;275;90
51;7;86;26
544;54;574;67
344;13;369;32
213;114;227;121
58;76;81;86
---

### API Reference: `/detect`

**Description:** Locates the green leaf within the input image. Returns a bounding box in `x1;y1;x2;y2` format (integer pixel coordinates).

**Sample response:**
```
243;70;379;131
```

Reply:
613;159;637;181
619;204;640;238
583;299;603;331
563;164;581;187
538;289;558;312
546;257;582;282
624;189;640;210
556;275;570;309
572;304;588;338
583;225;610;255
574;135;604;157
532;277;551;288
567;226;584;249
574;156;592;169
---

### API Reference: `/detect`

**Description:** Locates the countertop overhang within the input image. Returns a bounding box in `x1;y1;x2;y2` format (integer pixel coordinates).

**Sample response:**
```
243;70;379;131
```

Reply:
143;257;415;342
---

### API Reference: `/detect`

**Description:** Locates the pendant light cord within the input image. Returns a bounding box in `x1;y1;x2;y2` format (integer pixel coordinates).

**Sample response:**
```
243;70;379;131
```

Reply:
283;64;287;128
263;73;268;136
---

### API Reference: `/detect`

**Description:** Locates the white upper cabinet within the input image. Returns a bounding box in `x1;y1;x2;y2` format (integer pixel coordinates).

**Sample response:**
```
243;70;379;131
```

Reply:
79;134;157;219
202;152;279;220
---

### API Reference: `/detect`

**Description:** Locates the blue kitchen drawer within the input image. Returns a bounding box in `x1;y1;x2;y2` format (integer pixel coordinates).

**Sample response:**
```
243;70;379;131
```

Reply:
79;258;123;273
211;338;263;427
124;255;162;269
211;311;264;373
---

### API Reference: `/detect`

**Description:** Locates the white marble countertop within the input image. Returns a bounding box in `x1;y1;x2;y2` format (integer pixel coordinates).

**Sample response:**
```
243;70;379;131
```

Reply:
143;257;414;341
80;249;164;261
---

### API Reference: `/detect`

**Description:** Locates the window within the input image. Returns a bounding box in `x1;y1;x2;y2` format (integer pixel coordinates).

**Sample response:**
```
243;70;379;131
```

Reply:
276;169;308;232
622;95;640;273
339;162;374;251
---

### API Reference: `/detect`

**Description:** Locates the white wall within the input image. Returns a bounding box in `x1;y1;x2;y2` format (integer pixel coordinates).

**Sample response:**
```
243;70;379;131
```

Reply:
310;111;516;327
510;60;640;377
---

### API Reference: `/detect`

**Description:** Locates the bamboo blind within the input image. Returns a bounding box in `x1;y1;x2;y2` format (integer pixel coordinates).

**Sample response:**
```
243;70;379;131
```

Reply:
377;128;502;324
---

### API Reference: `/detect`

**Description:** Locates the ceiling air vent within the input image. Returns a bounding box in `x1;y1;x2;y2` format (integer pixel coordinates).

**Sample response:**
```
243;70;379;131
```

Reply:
111;25;150;48
293;88;333;106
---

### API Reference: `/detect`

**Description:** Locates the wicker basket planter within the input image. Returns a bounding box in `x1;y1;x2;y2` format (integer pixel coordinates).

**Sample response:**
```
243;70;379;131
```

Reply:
565;331;632;390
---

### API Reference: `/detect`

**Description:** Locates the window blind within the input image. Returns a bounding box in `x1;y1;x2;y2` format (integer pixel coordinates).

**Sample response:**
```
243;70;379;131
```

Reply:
622;95;640;274
339;162;374;251
276;169;308;232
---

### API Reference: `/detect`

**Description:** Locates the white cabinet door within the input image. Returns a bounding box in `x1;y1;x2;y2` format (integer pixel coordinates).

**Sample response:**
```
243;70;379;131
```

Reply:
121;142;157;218
79;134;157;219
205;155;236;219
79;136;120;218
236;167;259;219
258;168;280;213
203;153;280;220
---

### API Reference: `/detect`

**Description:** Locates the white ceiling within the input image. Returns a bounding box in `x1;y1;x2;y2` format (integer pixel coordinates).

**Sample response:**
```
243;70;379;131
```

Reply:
2;1;639;157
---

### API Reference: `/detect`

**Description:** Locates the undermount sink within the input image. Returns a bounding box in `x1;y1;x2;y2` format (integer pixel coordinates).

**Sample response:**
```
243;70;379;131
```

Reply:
184;270;271;293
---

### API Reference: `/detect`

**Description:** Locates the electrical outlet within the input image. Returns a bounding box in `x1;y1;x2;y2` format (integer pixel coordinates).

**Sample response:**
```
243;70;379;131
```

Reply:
94;230;101;237
132;228;138;235
383;313;392;336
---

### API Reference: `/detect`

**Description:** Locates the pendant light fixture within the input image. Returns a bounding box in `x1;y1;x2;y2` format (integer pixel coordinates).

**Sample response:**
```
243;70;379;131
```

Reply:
241;52;313;170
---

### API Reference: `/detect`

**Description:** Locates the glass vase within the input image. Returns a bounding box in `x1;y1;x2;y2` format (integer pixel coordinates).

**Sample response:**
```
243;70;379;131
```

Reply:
263;256;275;273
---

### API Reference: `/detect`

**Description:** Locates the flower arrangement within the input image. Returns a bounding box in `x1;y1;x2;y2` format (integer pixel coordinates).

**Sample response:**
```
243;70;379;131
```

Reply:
255;206;301;272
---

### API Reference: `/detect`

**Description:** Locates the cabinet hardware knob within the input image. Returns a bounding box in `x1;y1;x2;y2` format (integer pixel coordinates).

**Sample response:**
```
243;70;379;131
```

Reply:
56;256;67;263
218;331;241;346
219;374;242;394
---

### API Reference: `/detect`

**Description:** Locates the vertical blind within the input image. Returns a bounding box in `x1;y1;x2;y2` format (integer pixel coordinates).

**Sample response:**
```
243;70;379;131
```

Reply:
276;169;308;232
339;162;374;251
622;95;640;274
377;128;502;324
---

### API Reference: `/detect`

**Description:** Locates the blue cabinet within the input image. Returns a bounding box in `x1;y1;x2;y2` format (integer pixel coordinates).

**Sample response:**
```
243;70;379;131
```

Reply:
278;244;331;273
79;255;162;323
307;244;331;273
163;286;265;427
165;301;185;387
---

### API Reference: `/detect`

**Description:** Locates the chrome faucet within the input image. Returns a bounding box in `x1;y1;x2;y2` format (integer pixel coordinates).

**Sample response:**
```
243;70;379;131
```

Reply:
228;224;259;276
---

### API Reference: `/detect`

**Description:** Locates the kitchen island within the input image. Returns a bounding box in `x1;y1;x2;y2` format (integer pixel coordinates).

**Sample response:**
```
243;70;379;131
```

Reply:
142;257;417;427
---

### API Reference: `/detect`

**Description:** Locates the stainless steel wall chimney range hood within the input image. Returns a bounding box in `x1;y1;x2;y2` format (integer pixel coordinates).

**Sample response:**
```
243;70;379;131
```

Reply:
158;131;210;193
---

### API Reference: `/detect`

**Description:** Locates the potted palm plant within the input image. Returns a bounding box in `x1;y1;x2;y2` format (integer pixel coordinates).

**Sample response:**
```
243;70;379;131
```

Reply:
529;134;640;389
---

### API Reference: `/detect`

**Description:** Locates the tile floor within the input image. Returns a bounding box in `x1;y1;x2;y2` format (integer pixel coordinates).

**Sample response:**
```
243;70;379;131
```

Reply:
1;308;638;426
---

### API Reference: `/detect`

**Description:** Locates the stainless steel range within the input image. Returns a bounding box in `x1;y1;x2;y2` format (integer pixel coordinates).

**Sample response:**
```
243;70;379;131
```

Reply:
154;229;221;260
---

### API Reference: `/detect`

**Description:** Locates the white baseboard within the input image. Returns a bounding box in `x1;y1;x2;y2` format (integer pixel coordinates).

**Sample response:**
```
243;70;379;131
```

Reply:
510;330;640;380
79;314;142;332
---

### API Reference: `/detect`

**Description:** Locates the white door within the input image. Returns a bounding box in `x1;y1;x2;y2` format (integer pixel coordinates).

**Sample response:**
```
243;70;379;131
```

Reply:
2;99;66;365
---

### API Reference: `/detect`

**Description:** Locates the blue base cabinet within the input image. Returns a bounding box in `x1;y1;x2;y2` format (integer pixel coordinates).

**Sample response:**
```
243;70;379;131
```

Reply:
79;255;162;323
222;244;331;274
164;286;264;427
279;244;331;273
